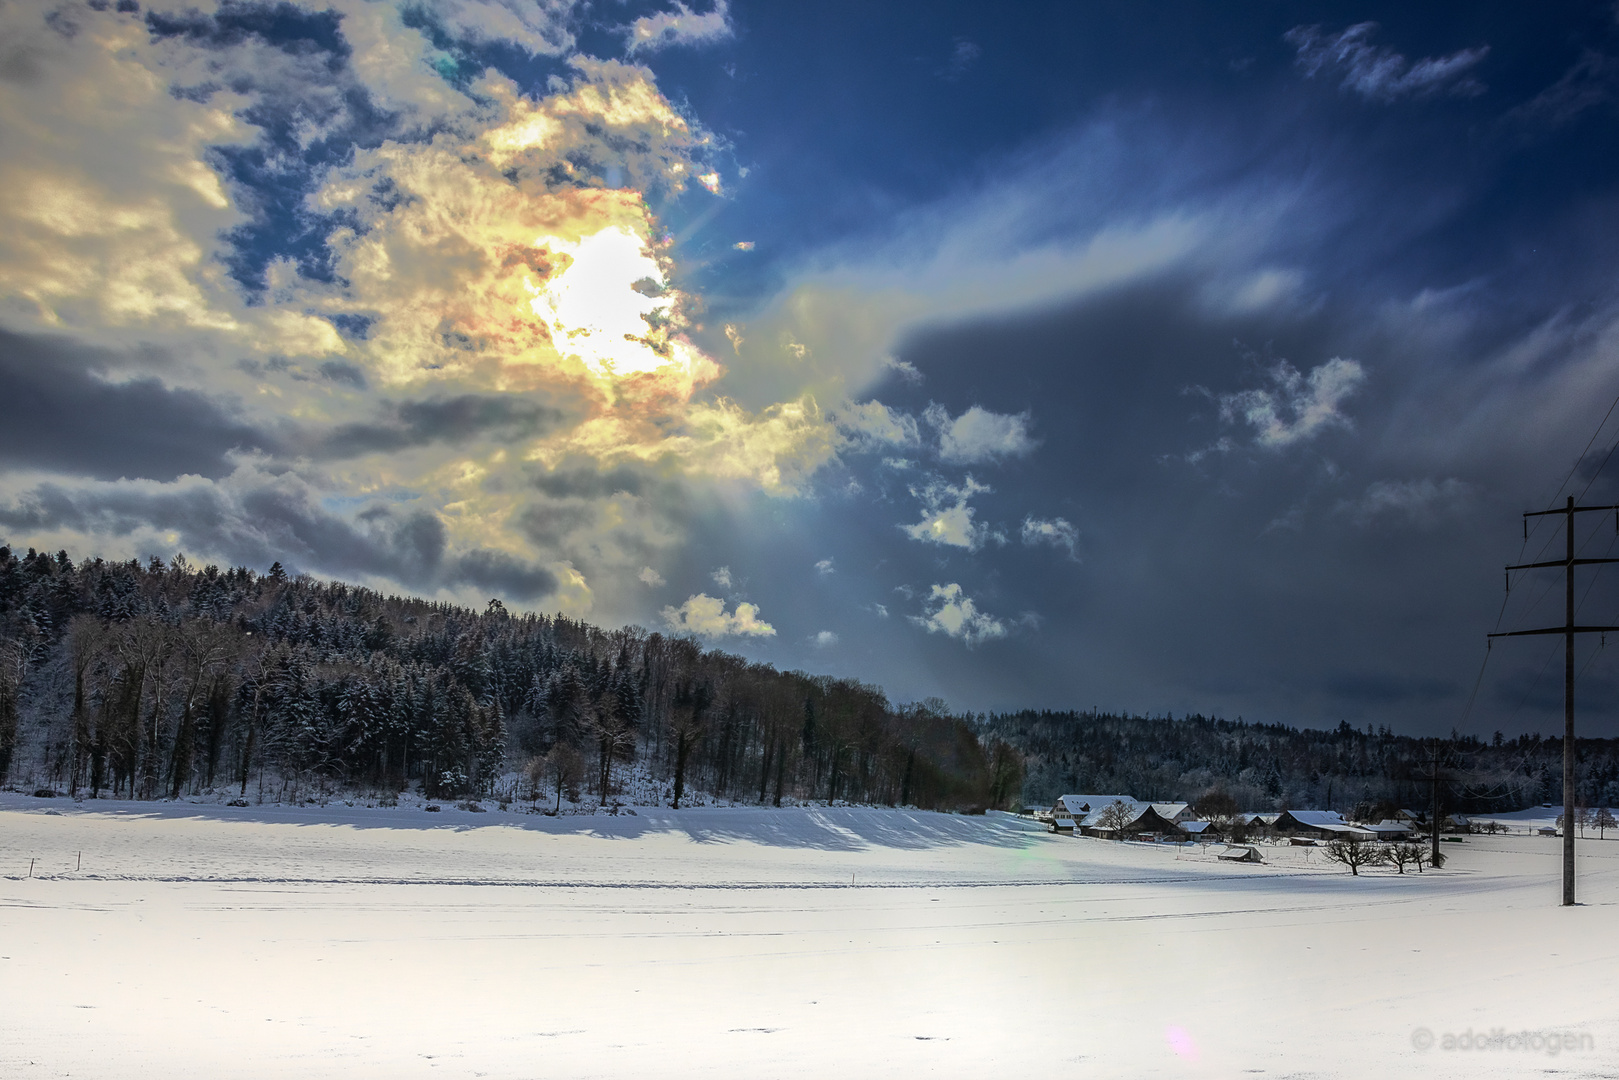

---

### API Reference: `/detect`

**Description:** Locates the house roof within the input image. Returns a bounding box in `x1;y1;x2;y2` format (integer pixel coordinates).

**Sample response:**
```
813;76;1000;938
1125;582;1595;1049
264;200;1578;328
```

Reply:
1217;846;1262;862
1276;810;1374;838
1180;820;1215;834
1280;810;1347;828
1056;794;1136;816
1362;822;1411;836
1151;802;1192;821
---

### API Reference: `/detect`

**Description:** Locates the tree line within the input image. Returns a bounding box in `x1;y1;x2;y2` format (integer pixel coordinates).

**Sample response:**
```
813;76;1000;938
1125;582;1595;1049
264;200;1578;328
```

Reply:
988;708;1619;816
0;546;1019;811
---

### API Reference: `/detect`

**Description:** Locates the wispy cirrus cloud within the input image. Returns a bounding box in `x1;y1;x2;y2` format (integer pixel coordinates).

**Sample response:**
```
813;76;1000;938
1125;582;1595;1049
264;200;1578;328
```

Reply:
1286;23;1488;103
1212;357;1365;449
1336;477;1473;529
1021;515;1077;558
624;0;732;55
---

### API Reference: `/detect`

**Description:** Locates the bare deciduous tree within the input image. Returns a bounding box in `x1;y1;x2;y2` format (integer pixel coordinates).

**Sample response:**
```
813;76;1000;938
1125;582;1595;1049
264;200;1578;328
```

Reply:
1324;837;1388;875
1386;841;1433;874
1095;799;1136;839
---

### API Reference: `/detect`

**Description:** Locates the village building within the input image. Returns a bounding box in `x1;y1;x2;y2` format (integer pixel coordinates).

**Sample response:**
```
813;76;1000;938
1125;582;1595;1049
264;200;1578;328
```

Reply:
1270;809;1376;842
1150;802;1195;824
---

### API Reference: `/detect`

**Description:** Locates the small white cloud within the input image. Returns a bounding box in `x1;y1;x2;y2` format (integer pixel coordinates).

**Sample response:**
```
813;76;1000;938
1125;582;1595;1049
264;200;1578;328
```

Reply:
811;630;839;648
814;558;834;576
1216;357;1365;449
711;565;733;588
733;240;755;251
723;323;744;354
784;338;809;359
926;404;1037;464
881;356;924;384
902;476;998;551
1021;516;1078;558
625;1;733;54
838;400;920;449
697;171;723;195
662;593;776;638
637;566;666;587
871;602;889;619
1337;477;1472;529
1286;22;1488;102
909;583;1006;647
882;457;915;470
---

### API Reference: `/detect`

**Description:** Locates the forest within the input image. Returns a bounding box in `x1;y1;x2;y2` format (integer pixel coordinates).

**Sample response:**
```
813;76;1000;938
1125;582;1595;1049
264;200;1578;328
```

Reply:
0;546;1019;812
990;708;1619;818
4;542;1615;818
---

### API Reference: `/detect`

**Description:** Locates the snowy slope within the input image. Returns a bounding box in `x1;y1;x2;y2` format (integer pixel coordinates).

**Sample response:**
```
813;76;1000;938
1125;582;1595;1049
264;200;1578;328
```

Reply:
2;796;1616;1079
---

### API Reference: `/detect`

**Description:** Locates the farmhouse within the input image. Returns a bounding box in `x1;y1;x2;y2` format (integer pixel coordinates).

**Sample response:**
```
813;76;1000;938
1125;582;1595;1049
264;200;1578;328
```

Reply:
1179;820;1220;841
1049;794;1136;832
1047;795;1189;839
1271;810;1375;842
1150;802;1195;824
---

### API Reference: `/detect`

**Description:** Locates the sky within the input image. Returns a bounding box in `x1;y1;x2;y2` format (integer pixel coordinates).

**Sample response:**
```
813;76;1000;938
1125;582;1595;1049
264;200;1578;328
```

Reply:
7;0;1619;737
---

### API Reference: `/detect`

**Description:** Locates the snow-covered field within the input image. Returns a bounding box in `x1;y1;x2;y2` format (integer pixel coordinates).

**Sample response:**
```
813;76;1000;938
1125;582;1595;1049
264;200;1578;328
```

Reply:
2;796;1616;1079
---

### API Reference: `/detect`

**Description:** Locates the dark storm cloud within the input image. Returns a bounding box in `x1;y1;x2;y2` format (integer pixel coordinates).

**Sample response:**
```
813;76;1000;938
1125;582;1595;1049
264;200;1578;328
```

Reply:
0;329;279;480
780;267;1619;736
0;475;557;602
1323;672;1459;706
315;395;566;459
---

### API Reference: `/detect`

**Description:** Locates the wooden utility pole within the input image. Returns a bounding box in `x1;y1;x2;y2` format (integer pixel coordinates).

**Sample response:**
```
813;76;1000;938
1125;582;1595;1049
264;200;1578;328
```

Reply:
1490;496;1619;906
1415;741;1451;868
1430;741;1441;869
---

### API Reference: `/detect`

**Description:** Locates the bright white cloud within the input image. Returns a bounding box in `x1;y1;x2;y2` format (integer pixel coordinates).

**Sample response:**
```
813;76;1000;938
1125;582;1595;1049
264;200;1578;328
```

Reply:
814;558;834;576
0;1;870;628
638;566;666;587
902;476;997;550
1286;23;1488;102
837;400;921;449
625;1;733;54
661;593;775;638
1216;358;1365;448
909;583;1006;647
1021;515;1078;557
811;630;838;648
926;404;1036;464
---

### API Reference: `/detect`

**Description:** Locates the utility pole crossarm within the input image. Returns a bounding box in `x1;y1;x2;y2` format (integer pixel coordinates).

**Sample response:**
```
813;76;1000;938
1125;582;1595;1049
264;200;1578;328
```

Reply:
1488;625;1619;638
1523;504;1619;518
1507;558;1619;570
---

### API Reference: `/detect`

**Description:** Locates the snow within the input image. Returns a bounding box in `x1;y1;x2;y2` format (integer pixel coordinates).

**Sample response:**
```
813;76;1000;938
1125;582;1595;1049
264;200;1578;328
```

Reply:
2;796;1617;1078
